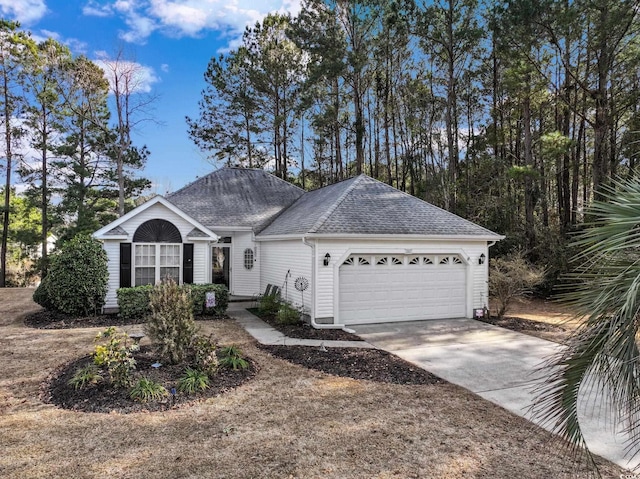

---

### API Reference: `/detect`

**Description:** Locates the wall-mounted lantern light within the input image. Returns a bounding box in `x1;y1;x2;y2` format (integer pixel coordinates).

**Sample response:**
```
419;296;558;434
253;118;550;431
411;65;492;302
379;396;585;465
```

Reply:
479;253;486;265
323;253;331;266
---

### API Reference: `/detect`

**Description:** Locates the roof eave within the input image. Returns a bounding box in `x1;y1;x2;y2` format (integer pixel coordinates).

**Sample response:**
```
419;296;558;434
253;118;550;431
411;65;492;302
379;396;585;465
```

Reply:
256;233;505;242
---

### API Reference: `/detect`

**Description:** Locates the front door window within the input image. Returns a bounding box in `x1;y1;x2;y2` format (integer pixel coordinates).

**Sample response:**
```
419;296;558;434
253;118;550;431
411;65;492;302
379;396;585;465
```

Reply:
212;246;230;287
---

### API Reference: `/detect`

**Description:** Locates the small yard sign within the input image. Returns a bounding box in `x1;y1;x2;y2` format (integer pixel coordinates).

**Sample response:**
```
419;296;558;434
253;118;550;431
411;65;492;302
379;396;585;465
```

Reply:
206;292;216;308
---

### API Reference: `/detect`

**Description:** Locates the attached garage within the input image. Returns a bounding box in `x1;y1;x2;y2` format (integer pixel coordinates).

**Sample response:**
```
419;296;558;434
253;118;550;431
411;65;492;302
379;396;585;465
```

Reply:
338;253;467;325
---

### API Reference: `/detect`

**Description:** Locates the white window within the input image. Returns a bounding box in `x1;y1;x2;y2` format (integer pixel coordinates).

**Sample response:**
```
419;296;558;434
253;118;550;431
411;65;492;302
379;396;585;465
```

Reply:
134;244;181;286
244;248;254;270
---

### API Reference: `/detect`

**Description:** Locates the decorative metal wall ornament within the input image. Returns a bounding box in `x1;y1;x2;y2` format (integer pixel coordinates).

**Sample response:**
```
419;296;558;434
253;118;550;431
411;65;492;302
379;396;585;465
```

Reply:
294;277;309;314
294;277;309;292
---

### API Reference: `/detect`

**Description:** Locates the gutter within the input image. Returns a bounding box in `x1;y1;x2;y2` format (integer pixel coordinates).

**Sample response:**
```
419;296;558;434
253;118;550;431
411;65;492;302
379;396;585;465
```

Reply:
301;236;348;331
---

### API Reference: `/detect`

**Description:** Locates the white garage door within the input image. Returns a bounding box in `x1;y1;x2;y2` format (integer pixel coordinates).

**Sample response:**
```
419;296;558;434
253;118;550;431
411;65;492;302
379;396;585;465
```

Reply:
339;254;467;325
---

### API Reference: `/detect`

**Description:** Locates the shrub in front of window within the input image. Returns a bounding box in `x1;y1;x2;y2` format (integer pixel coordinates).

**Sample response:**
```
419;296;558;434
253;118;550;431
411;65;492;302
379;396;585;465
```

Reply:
117;283;229;319
145;279;197;364
116;285;153;319
43;235;108;316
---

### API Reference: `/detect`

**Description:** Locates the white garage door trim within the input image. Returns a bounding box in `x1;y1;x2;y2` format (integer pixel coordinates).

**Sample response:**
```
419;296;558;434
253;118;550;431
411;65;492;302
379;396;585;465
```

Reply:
337;253;468;325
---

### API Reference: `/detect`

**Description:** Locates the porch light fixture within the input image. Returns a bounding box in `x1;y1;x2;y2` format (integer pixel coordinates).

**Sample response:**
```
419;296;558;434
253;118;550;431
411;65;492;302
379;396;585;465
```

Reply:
323;253;331;266
479;253;486;265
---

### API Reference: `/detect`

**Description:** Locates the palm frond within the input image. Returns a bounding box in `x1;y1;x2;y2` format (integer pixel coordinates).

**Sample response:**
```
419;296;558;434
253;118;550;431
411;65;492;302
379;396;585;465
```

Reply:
532;176;640;469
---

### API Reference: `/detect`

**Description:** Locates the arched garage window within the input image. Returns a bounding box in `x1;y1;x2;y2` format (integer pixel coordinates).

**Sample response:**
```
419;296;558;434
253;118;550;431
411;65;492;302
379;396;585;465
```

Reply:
133;219;182;286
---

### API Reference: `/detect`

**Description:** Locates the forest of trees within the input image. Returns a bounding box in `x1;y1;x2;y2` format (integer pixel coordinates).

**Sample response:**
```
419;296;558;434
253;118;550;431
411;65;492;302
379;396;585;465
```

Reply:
188;0;640;291
2;0;640;290
0;20;151;286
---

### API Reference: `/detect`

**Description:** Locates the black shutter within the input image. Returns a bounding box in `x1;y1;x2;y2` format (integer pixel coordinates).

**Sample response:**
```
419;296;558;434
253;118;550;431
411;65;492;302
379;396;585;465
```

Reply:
183;243;194;284
120;243;132;288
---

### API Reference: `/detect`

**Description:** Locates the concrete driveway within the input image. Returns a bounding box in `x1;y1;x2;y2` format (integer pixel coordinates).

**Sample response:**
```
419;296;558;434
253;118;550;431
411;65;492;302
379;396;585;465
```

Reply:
353;318;638;470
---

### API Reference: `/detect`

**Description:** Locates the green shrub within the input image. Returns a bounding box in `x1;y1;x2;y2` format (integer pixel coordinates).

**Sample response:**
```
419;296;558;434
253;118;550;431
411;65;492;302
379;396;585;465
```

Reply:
68;363;102;390
45;235;108;316
117;283;229;319
130;377;168;402
277;302;301;325
94;327;137;388
145;279;197;364
191;334;219;376
186;283;229;316
178;367;210;394
116;285;153;319
258;294;281;316
219;345;249;371
33;275;55;310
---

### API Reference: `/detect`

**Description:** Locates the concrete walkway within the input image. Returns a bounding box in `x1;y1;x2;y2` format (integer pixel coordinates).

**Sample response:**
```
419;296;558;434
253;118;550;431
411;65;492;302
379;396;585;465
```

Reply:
228;302;375;348
352;318;639;471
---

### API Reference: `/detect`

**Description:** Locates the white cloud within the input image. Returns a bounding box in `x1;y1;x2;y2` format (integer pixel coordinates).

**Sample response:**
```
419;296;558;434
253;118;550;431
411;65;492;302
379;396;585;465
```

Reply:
82;1;114;17
93;58;160;94
0;0;47;25
86;0;302;45
160;63;169;72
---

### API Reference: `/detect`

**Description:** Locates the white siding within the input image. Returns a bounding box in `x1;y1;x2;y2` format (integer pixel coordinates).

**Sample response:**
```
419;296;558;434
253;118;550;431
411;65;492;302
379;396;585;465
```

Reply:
101;202;213;310
259;240;312;309
103;240;121;309
193;242;209;284
314;238;491;322
230;231;260;296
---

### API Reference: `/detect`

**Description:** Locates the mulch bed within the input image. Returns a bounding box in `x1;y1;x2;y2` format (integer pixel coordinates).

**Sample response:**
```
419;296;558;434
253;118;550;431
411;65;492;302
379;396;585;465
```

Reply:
24;309;225;330
479;315;567;333
25;309;143;329
44;345;256;414
247;308;363;341
259;344;444;385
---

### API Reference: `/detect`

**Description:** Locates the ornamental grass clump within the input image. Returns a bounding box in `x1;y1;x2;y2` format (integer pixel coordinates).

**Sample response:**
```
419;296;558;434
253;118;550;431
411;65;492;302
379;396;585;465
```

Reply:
145;279;197;364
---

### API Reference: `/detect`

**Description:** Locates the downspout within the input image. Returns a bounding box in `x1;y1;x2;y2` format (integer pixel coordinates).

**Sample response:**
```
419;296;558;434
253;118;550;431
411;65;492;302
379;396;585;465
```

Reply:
302;236;345;330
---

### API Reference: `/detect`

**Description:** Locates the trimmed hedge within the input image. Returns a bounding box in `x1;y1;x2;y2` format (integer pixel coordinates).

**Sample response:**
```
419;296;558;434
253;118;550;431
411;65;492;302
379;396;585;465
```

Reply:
116;285;153;319
33;275;55;310
186;283;229;317
116;283;229;319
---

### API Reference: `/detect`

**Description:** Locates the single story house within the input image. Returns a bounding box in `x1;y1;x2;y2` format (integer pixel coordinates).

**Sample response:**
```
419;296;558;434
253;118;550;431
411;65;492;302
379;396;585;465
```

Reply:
94;167;503;328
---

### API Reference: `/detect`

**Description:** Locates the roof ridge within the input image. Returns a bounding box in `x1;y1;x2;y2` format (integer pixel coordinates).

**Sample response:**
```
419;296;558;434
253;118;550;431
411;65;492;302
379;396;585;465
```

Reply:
308;175;364;234
167;167;305;198
364;175;498;235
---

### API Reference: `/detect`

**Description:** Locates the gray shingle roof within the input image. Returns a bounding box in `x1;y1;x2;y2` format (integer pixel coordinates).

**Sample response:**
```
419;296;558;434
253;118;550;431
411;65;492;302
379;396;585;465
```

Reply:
258;175;501;238
167;168;305;231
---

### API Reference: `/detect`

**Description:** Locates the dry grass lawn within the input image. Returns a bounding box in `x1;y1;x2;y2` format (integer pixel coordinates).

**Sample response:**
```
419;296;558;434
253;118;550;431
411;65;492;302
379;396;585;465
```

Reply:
0;289;626;478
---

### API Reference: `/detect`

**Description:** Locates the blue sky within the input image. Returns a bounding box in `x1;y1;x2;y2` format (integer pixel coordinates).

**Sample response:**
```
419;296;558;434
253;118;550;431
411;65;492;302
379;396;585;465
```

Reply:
2;0;301;193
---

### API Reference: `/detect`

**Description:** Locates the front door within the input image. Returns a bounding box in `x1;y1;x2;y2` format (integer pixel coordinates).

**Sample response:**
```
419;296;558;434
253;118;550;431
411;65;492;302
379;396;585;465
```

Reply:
212;246;230;287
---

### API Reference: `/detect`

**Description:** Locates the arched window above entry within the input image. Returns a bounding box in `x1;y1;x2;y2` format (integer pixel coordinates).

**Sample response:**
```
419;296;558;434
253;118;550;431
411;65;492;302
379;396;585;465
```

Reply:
133;219;182;243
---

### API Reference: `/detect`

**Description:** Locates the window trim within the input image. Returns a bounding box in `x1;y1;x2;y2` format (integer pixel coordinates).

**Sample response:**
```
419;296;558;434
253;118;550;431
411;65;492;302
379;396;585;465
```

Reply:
244;248;254;270
133;243;182;286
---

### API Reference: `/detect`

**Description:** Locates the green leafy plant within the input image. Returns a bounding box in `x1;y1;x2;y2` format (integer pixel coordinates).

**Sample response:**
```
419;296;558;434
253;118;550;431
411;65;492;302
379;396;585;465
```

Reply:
258;293;281;316
33;275;55;310
186;283;229;316
191;334;218;376
93;326;136;388
44;234;108;315
145;279;197;364
116;285;153;319
219;345;249;371
276;301;301;325
129;377;168;403
178;367;210;394
68;363;102;390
